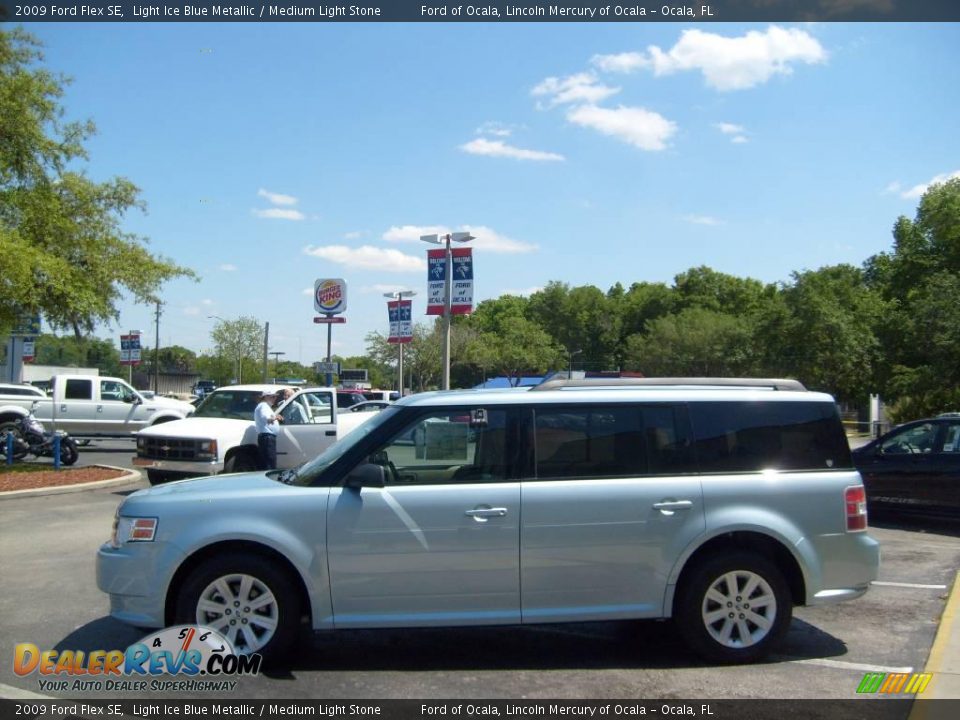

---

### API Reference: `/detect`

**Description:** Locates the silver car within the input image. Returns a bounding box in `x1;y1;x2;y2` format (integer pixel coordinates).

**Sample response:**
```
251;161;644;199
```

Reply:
97;378;879;664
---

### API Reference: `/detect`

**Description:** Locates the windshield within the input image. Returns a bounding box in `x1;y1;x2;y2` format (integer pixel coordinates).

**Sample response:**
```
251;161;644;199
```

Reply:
192;390;260;421
284;405;403;486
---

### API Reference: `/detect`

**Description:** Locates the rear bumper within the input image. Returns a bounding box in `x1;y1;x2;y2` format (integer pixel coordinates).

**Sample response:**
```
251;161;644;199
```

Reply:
806;531;881;606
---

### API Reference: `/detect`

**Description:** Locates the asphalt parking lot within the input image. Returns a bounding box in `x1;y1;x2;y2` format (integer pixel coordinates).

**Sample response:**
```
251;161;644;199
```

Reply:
1;461;957;703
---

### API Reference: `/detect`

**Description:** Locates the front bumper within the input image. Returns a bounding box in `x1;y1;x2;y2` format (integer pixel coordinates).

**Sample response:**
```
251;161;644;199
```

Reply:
96;540;187;628
132;456;224;475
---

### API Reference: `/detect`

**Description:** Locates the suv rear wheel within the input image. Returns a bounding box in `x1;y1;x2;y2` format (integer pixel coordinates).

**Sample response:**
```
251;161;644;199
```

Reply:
675;551;791;663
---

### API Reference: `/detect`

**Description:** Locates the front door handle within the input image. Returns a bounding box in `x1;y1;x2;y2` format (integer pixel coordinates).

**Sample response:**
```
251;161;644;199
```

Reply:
465;507;508;522
652;500;694;514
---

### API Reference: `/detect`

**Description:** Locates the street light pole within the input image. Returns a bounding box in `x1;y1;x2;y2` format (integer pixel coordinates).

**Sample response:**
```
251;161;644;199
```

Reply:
383;290;416;395
420;231;474;390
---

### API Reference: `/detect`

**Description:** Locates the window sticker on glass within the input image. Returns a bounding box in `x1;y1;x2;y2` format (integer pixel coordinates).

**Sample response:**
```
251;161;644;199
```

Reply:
470;408;488;428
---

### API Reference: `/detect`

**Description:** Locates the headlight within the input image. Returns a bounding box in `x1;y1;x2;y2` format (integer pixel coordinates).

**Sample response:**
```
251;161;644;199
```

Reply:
196;439;218;460
111;515;158;547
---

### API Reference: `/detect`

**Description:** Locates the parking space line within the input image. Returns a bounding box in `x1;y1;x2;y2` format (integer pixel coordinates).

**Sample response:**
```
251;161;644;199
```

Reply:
872;581;948;590
788;658;913;674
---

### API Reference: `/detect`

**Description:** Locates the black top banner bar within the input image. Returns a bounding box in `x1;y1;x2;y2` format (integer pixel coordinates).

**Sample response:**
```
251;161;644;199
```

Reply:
1;0;959;23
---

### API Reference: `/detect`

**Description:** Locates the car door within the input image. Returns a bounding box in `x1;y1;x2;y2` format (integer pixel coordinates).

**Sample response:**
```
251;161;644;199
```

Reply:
860;421;941;507
276;391;337;467
920;420;960;511
520;404;704;623
98;379;145;432
326;406;521;627
55;378;97;434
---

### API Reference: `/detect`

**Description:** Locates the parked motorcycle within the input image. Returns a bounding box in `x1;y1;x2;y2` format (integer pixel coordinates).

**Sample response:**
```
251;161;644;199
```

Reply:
1;402;79;466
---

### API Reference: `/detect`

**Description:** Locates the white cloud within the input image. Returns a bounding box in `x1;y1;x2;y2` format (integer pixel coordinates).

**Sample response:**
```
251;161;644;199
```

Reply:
303;245;425;273
683;214;725;226
258;188;298;206
716;122;746;135
460;138;565;162
301;287;314;296
183;306;200;316
202;299;214;306
382;225;448;243
219;263;238;272
253;208;306;221
566;105;677;151
899;170;960;200
591;52;650;74
716;123;749;144
532;72;620;107
476;121;514;137
382;225;537;254
641;26;827;91
884;181;902;195
343;231;363;240
462;225;538;254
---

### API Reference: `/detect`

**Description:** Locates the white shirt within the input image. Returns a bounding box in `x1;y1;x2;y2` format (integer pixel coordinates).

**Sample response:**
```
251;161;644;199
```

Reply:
254;400;278;436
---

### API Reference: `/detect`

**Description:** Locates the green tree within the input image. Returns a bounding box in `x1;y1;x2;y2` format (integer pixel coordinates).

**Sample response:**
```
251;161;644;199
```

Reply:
0;29;194;337
866;178;960;417
210;316;264;384
623;308;754;377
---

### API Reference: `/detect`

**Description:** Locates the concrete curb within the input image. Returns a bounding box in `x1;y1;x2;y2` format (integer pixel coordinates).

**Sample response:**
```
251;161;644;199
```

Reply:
0;465;144;499
909;571;960;717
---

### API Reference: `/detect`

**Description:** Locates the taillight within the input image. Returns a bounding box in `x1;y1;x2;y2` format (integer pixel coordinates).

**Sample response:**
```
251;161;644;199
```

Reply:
845;485;868;531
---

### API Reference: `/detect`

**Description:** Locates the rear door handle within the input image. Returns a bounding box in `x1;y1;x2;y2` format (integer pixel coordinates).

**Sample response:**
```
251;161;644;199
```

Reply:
325;430;336;436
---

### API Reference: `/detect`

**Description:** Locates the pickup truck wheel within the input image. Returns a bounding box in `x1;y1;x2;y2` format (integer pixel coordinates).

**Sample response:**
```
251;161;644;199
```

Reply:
0;421;22;441
174;554;300;664
224;450;259;474
675;552;791;664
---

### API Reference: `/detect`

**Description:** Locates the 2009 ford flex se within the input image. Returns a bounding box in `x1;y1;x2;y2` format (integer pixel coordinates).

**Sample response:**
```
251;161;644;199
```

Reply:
98;378;879;664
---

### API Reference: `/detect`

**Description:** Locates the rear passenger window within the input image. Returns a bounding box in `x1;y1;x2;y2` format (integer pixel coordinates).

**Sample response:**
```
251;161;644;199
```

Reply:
691;401;852;472
533;405;693;479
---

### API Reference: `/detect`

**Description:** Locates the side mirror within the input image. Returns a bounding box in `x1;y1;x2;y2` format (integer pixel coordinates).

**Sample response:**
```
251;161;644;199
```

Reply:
345;463;386;490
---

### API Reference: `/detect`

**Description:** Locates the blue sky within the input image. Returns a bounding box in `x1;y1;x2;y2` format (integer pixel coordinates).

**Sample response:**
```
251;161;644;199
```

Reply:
22;21;960;363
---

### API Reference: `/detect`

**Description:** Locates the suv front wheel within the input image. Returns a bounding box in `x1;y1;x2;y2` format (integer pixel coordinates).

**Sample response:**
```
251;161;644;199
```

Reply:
675;552;791;664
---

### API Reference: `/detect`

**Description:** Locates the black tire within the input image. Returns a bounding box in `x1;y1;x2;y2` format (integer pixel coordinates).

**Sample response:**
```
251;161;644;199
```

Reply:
674;551;791;664
174;553;301;665
223;449;259;474
0;424;27;460
58;438;79;466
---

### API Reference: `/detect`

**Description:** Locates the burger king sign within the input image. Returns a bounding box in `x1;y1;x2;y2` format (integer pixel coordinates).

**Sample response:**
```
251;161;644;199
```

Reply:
314;278;347;315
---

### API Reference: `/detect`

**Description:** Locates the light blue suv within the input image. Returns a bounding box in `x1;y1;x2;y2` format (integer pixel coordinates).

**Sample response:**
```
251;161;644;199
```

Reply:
97;378;880;664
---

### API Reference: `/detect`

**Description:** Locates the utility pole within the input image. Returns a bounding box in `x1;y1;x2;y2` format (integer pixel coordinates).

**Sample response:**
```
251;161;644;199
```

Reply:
153;301;162;393
262;321;270;383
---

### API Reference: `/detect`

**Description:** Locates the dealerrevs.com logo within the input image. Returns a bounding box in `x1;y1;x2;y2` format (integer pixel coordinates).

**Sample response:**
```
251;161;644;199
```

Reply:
13;626;261;692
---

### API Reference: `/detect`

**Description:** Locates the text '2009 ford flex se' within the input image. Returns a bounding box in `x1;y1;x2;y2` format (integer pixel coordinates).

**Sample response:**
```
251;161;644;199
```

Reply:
98;378;880;665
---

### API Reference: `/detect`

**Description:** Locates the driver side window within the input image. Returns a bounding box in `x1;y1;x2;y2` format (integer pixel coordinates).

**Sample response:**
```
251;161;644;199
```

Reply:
881;423;938;455
367;409;510;486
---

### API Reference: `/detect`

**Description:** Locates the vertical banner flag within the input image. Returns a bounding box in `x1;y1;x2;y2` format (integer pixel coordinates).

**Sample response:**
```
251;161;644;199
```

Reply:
22;339;35;363
387;299;414;344
426;249;445;315
426;248;474;315
120;333;142;366
387;301;400;343
450;247;473;314
398;299;413;343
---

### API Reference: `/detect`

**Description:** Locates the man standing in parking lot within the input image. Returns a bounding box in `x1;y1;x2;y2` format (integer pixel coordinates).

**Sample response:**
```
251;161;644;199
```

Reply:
254;390;282;469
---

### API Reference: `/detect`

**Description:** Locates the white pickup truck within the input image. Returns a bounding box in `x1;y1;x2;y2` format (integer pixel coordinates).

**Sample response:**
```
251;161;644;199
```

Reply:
0;375;195;439
133;384;382;484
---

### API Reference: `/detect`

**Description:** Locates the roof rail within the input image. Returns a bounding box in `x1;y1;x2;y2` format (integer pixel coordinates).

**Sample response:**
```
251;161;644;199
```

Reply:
531;377;807;392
